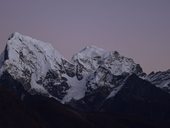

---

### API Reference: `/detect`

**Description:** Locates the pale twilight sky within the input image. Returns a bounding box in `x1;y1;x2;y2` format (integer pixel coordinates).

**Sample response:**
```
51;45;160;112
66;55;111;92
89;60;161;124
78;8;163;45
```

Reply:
0;0;170;73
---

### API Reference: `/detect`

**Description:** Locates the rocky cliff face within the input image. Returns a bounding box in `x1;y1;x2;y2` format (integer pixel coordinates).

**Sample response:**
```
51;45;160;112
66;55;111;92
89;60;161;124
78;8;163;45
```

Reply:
147;69;170;93
101;74;170;127
0;32;145;104
0;32;170;128
0;32;76;102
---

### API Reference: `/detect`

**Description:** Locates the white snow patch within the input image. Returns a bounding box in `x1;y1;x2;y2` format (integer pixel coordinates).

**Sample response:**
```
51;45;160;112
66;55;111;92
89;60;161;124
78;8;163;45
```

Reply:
62;75;88;103
3;32;68;96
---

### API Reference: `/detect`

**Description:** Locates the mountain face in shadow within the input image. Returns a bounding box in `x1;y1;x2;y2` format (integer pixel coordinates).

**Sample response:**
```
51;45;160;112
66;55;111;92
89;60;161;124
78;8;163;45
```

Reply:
101;74;170;127
1;74;170;128
0;85;44;128
0;84;95;128
0;33;170;128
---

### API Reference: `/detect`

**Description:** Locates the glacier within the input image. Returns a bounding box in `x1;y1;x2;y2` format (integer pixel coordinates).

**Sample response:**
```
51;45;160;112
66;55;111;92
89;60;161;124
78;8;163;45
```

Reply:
1;32;168;104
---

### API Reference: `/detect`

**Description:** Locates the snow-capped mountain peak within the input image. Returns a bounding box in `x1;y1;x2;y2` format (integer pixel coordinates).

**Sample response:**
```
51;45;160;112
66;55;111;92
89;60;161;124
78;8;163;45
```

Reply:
103;51;143;75
72;45;144;76
0;33;145;104
0;32;74;101
78;45;106;57
72;45;106;72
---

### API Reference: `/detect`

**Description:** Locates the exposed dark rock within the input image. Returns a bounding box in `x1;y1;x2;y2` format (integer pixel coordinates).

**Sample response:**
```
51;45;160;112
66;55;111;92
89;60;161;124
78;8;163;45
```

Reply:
101;74;170;127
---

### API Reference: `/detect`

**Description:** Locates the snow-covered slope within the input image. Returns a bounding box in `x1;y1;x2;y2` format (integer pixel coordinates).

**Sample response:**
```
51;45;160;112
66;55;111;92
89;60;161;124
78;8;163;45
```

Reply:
1;33;170;127
0;52;4;67
67;47;145;109
73;47;144;100
72;46;144;93
72;46;144;76
0;32;76;101
147;69;170;93
71;45;106;82
0;32;145;104
103;51;144;76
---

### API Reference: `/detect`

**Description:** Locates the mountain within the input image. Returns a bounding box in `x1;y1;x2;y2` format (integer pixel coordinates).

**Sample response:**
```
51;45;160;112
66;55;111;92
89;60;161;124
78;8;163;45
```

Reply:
101;74;170;127
0;32;144;104
147;69;170;93
0;84;96;128
72;45;144;76
0;32;170;128
0;85;45;128
1;82;166;128
0;32;80;103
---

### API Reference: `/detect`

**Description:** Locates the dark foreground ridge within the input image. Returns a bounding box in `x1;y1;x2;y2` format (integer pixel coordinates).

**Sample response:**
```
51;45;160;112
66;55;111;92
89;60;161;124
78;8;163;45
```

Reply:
0;33;170;128
1;75;170;128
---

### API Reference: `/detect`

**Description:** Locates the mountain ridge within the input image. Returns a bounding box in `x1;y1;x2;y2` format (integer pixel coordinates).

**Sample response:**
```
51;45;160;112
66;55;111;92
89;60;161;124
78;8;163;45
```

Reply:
0;32;170;128
0;32;146;103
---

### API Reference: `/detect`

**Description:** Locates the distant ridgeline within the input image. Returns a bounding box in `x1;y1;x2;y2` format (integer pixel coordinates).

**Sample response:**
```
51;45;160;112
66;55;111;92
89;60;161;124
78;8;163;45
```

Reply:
0;32;170;128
